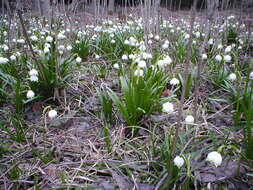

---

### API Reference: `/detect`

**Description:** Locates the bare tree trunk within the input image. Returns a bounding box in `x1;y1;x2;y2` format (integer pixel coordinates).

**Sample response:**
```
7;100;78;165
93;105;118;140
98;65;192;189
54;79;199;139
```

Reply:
108;0;114;13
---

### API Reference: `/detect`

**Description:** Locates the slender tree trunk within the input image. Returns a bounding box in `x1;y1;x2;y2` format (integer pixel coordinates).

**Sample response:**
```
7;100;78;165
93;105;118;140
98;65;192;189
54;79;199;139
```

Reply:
108;0;114;13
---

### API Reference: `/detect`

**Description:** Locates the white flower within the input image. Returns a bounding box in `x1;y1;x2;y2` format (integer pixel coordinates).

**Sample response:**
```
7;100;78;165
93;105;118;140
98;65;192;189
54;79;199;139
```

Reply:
17;39;25;44
26;90;35;99
95;54;100;59
162;102;174;113
124;39;130;45
224;55;232;63
48;110;57;119
173;156;184;168
30;75;38;82
170;78;180;86
111;39;115;44
208;38;214;45
138;60;146;68
30;35;38;41
44;47;50;53
10;55;16;61
58;45;65;51
113;63;119;69
163;56;172;66
215;55;222;62
122;54;128;60
57;33;66;40
0;57;9;64
29;69;38;76
76;57;82;63
134;69;144;77
225;46;232;53
162;43;169;50
66;45;72;51
217;44;223;49
185;115;194;124
184;33;190;40
148;40;152;44
195;31;200;38
202;54;207;60
157;60;165;67
46;36;53;42
154;35;160;40
249;72;253;80
206;151;222;167
228;73;236;81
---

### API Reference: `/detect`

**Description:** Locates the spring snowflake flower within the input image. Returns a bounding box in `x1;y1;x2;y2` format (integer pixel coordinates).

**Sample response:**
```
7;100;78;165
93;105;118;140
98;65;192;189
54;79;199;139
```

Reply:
228;73;236;81
224;55;232;63
162;102;174;113
173;156;184;168
184;33;190;40
29;69;38;76
185;115;194;124
17;39;25;44
66;45;72;51
111;39;115;44
30;75;38;82
57;33;66;40
76;57;82;63
208;38;214;45
124;39;130;45
217;44;223;49
162;42;169;50
30;35;38;41
225;46;232;53
95;54;100;59
249;72;253;80
26;90;35;99
195;31;200;38
48;109;57;119
10;55;16;61
154;35;160;40
163;56;172;66
134;69;144;77
215;55;222;62
46;36;53;42
122;54;128;60
113;63;119;69
202;54;207;60
170;78;180;86
206;151;222;167
0;57;9;64
138;60;146;68
44;47;50;53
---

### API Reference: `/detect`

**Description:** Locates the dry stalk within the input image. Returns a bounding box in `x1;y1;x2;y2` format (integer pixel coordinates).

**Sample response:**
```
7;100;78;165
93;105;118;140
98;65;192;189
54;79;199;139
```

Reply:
169;0;197;177
193;0;218;127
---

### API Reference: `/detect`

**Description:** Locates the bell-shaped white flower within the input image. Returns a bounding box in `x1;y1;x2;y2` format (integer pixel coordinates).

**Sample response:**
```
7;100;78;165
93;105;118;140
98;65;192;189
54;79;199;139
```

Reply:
170;78;180;86
76;57;82;63
215;55;222;62
48;110;57;119
26;90;35;99
185;115;194;124
173;156;184;168
134;69;144;77
228;73;236;81
224;55;231;63
206;151;222;167
162;102;174;113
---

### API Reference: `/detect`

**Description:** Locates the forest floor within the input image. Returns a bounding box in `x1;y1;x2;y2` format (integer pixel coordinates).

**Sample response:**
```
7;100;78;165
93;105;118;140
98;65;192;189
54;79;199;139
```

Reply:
0;7;253;190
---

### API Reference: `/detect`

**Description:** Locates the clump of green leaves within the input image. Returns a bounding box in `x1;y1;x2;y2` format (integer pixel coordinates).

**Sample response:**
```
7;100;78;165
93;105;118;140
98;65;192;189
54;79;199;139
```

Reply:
107;67;168;127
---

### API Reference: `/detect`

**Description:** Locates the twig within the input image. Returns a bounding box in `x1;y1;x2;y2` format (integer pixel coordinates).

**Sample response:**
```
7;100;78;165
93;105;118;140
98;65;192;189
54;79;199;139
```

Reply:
170;0;197;176
17;10;46;81
193;0;218;124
